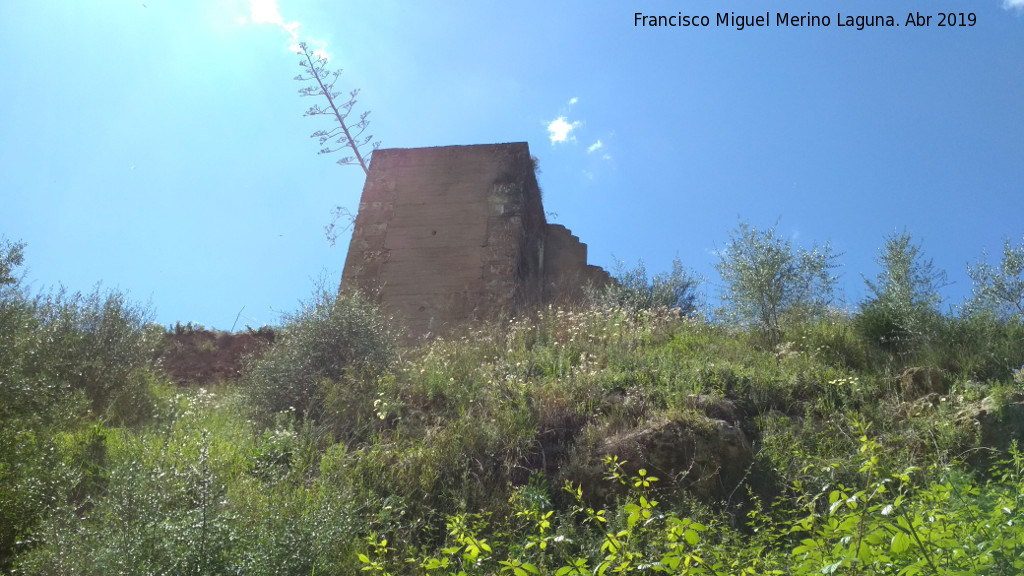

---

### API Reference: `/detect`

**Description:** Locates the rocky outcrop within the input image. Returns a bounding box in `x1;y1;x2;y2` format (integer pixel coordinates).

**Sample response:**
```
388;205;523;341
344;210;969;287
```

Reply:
955;392;1024;450
683;394;744;425
901;366;948;400
571;412;753;505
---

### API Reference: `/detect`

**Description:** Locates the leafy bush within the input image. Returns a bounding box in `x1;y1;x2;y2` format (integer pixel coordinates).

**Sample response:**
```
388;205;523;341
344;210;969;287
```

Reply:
716;220;840;337
35;287;160;423
593;257;701;317
244;288;399;439
2;244;158;425
931;311;1024;381
857;232;947;363
0;241;161;570
0;425;80;571
0;238;25;289
967;236;1024;321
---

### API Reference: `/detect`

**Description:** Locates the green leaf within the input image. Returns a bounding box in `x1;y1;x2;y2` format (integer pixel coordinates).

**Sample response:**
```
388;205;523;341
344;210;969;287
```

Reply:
661;554;682;570
857;540;874;563
891;531;910;554
821;560;843;574
793;538;819;556
864;530;885;546
897;564;921;576
684;529;699;546
555;558;588;576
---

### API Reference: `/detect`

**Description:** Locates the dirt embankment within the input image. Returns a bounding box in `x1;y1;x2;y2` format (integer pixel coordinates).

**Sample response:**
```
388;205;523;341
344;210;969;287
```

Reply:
159;325;275;386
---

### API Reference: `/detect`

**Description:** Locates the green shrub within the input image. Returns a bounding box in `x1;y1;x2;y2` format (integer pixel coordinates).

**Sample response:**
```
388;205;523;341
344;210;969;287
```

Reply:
780;308;867;372
931;311;1024;381
0;241;161;570
15;227;1024;573
31;286;160;424
716;219;841;338
244;288;399;439
967;236;1024;321
593;257;701;317
857;231;947;365
0;425;80;571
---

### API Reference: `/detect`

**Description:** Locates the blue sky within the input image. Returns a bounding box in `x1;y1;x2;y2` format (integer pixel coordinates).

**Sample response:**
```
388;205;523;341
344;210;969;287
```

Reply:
2;1;1022;330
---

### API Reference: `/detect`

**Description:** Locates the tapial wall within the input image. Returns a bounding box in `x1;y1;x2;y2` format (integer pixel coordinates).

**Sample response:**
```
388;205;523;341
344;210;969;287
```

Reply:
341;143;608;337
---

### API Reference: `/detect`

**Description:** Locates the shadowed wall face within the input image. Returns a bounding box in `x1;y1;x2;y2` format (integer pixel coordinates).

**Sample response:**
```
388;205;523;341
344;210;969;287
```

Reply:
342;142;607;337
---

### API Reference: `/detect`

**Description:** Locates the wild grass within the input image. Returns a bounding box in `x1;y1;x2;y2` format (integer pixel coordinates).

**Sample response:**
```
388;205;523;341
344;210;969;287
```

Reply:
3;247;1024;573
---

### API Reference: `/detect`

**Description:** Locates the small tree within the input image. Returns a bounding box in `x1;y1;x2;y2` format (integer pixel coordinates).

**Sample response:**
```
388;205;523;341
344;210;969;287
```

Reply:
716;220;840;335
244;288;398;441
0;239;24;289
857;231;947;356
596;257;701;317
967;236;1024;321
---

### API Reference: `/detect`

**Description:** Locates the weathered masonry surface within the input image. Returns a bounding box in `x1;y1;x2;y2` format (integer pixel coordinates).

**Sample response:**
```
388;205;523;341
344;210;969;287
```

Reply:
340;142;609;337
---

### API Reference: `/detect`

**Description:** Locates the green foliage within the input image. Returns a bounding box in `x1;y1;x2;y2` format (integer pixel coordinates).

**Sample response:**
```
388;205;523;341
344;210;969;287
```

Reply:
595;257;701;317
9;229;1024;574
779;308;868;372
36;287;160;423
968;236;1024;320
716;220;840;337
782;426;1024;576
857;231;947;360
6;301;1024;574
12;386;367;575
931;311;1024;381
0;241;162;570
2;292;158;427
244;287;398;438
0;424;80;571
0;238;25;289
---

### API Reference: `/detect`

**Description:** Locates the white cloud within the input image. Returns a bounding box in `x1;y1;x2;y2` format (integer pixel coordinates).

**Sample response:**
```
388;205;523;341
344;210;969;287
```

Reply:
547;116;581;144
568;97;579;107
602;154;612;161
249;0;288;29
587;140;603;153
1004;0;1024;9
248;0;328;57
312;44;331;60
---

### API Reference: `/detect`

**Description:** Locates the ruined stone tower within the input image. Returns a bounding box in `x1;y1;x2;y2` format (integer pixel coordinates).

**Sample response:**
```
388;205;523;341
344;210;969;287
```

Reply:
340;142;608;337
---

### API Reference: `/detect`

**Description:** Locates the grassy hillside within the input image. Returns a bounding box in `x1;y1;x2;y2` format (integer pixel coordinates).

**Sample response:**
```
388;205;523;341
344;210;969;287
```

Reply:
2;239;1024;574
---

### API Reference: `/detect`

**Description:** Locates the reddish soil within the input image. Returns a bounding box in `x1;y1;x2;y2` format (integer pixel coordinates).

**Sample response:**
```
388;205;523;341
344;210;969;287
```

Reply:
159;326;275;386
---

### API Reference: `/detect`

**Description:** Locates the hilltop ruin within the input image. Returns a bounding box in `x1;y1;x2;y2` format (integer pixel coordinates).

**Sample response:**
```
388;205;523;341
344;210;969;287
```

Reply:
340;142;609;336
